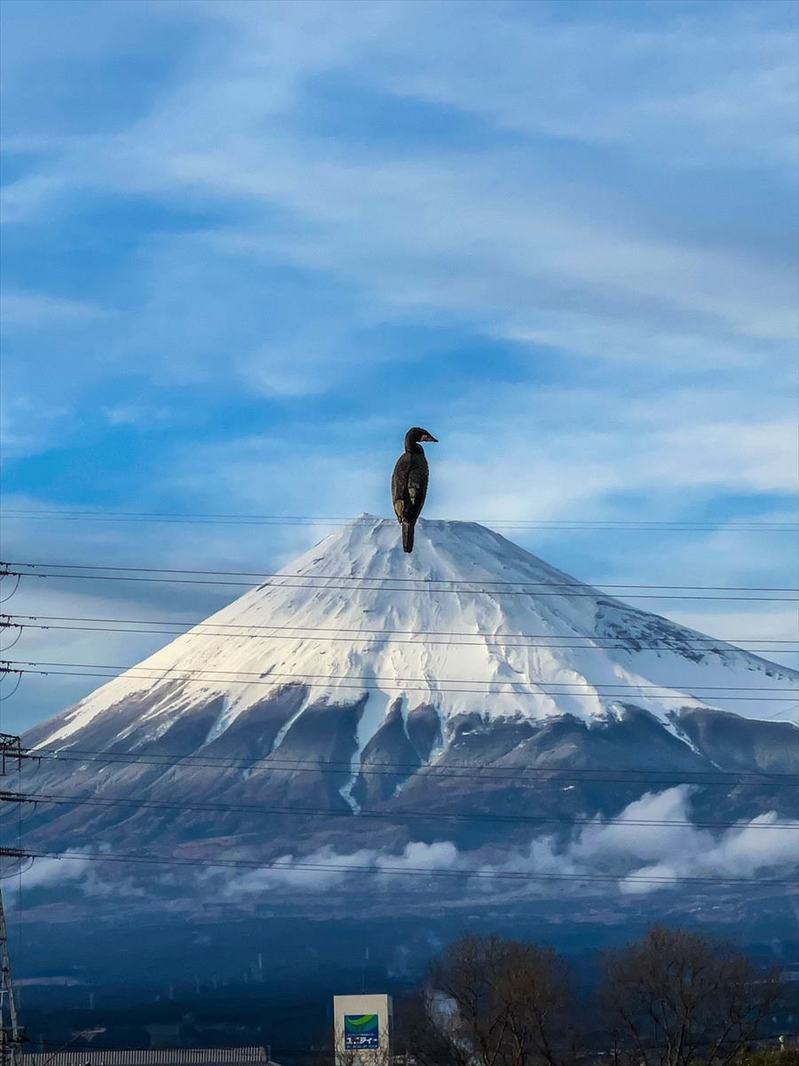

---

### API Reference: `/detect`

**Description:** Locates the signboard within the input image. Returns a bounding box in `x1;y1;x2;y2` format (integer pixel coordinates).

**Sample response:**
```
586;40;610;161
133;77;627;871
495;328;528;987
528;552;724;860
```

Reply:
334;993;391;1063
344;1014;379;1050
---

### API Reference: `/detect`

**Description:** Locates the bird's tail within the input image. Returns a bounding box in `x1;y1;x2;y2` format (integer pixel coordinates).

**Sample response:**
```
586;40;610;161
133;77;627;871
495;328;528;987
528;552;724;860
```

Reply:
402;521;415;553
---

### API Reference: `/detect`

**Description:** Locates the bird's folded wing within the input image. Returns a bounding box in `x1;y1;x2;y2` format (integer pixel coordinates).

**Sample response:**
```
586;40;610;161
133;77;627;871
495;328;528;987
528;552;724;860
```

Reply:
391;462;406;521
407;466;424;503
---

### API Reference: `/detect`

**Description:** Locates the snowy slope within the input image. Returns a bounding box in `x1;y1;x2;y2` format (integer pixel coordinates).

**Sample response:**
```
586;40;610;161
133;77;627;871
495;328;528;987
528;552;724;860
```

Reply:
33;515;798;762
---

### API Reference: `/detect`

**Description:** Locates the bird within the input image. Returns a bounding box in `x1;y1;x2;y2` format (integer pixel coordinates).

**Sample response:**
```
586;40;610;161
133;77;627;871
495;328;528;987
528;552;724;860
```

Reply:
391;426;438;553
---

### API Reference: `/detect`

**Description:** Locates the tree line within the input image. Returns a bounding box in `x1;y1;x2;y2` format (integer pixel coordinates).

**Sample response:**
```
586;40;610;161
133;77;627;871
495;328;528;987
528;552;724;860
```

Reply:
384;925;790;1066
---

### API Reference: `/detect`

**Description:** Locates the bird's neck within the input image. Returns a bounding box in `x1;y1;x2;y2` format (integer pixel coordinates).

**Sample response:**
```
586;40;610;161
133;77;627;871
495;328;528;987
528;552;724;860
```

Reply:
405;433;423;454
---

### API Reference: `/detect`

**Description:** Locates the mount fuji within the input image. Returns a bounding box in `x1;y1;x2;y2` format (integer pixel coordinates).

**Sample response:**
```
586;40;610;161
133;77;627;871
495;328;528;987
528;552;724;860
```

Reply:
17;515;799;899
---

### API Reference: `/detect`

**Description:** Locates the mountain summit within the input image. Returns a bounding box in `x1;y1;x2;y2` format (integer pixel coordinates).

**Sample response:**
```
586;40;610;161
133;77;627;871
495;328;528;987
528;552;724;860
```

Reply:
31;514;795;756
23;516;798;860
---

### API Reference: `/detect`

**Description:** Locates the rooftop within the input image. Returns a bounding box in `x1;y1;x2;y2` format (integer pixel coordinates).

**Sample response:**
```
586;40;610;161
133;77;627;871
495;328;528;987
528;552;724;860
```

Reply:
22;1050;281;1066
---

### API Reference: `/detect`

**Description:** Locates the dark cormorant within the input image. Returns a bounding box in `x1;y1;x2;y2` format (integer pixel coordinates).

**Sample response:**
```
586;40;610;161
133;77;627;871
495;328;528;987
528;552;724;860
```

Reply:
391;426;438;553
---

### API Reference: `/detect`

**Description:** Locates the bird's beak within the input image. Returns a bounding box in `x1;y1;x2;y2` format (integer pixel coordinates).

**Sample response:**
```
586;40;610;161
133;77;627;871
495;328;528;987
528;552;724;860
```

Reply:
421;433;438;442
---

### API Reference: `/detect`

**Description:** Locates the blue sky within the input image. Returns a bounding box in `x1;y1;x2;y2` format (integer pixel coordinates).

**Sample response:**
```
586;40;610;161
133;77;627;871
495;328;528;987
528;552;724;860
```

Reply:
1;0;797;731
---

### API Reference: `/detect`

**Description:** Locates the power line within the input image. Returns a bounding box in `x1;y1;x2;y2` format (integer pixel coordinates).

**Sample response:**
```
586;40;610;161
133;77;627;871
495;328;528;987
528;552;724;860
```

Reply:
23;666;797;707
34;746;799;786
7;564;798;601
9;660;798;699
10;788;798;830
0;677;21;703
15;666;799;704
0;624;22;653
3;509;797;533
10;612;798;645
9;618;798;656
11;613;797;651
0;576;20;606
4;846;796;887
6;560;797;593
15;574;798;601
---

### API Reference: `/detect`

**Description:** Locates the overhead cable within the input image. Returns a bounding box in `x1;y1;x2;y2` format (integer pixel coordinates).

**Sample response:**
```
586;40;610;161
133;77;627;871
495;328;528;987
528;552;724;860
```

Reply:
5;562;797;601
12;789;798;831
9;659;798;700
6;560;797;593
3;509;797;533
10;612;797;648
34;746;799;786
7;846;797;887
10;618;797;656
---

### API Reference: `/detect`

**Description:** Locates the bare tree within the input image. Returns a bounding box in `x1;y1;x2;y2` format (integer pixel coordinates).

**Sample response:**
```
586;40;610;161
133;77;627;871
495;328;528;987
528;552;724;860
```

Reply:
601;925;783;1066
409;934;576;1066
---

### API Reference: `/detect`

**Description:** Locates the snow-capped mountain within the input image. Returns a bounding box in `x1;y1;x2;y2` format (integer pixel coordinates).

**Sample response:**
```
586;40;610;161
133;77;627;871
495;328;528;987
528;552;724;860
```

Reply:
20;516;799;861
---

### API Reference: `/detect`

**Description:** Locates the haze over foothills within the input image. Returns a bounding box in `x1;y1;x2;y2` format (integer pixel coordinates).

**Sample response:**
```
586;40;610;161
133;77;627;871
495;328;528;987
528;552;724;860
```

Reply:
2;0;798;736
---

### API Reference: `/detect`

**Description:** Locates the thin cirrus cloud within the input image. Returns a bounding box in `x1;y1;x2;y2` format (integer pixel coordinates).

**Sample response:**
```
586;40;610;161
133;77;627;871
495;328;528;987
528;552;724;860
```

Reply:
1;289;111;327
2;3;796;363
382;3;799;168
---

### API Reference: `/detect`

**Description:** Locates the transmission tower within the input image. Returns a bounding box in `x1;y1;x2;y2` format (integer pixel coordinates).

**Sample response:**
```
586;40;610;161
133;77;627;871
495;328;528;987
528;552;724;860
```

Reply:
0;733;31;1066
0;891;21;1066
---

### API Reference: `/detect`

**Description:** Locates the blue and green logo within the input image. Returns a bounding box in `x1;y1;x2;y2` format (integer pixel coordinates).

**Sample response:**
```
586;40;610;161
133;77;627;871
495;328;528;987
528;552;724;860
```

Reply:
344;1014;379;1050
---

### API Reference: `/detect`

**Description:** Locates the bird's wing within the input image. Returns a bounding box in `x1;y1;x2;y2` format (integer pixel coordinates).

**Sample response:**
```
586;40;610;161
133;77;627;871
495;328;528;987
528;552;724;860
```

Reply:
392;455;409;521
407;464;425;506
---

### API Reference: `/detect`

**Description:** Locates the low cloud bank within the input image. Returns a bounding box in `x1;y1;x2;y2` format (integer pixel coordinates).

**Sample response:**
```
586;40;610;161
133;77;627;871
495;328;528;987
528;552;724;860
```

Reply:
16;789;797;901
475;787;799;896
221;787;798;900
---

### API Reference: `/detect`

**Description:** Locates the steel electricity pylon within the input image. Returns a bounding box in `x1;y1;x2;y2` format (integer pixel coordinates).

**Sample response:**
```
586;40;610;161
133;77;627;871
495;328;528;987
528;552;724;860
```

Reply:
0;732;34;1066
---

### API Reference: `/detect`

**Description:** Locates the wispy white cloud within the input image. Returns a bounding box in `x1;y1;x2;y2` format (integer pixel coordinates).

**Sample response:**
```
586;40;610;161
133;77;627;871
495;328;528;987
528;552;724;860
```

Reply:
102;402;174;427
1;289;110;327
162;375;798;526
375;2;799;169
3;0;796;373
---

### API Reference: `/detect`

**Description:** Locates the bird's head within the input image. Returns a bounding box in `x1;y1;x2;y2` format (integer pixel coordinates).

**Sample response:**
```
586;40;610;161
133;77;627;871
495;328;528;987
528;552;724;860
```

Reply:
405;426;438;449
